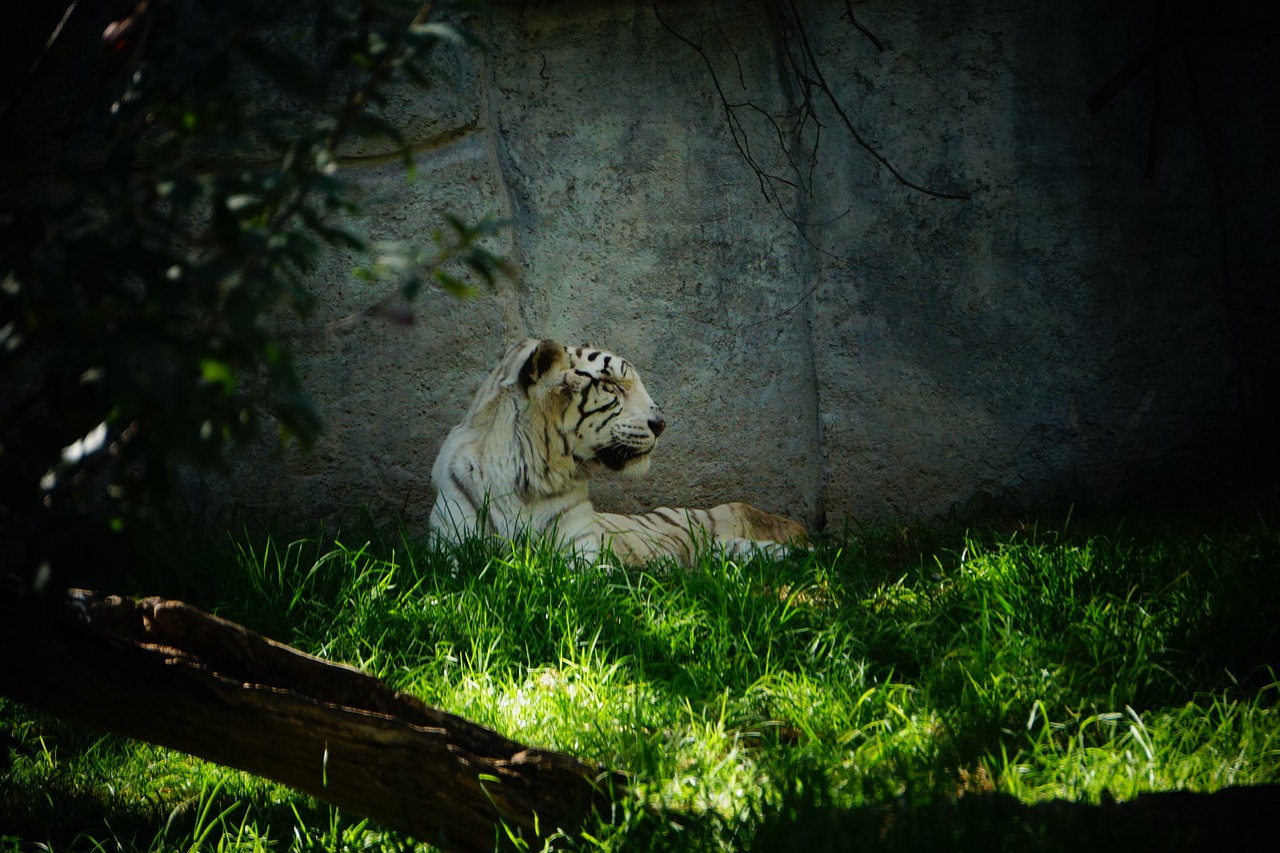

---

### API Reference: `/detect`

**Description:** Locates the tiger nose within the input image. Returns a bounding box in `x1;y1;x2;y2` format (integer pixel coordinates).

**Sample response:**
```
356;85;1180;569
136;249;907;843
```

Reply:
648;415;666;438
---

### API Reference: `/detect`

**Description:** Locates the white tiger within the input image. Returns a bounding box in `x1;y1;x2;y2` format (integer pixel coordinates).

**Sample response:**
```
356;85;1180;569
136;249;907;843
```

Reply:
428;338;808;565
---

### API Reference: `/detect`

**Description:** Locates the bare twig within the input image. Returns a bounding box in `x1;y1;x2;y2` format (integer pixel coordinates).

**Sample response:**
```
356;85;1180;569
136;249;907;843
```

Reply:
1088;15;1199;115
0;1;82;119
842;0;885;52
653;5;800;207
657;0;970;218
781;0;970;200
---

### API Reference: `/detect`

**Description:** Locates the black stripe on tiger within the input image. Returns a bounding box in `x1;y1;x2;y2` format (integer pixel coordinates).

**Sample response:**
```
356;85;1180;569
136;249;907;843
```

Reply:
651;509;688;530
623;513;661;532
449;466;484;515
544;503;573;534
575;386;621;431
579;397;621;422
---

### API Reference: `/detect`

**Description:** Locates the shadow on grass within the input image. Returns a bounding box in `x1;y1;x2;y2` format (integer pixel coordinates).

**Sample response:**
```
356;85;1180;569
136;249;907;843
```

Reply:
743;785;1280;853
0;773;395;852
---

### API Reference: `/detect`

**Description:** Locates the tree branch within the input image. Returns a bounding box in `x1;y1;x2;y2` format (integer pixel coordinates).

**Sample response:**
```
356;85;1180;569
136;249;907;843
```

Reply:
0;587;623;853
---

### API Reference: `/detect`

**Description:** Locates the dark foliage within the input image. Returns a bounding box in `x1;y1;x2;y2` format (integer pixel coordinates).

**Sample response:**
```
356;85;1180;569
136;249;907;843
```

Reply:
0;1;505;587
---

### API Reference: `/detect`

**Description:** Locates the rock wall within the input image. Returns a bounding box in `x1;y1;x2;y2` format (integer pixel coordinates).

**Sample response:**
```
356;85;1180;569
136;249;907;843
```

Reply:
207;0;1278;531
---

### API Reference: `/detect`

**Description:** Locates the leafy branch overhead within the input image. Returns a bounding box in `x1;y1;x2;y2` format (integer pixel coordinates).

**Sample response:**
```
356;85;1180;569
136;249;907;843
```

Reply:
0;0;508;574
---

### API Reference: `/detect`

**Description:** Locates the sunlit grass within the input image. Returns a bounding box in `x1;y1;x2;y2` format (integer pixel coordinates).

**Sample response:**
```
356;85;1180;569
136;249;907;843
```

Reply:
3;512;1279;850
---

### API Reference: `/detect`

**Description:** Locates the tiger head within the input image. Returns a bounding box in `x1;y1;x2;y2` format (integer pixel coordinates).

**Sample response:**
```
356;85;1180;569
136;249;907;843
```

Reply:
513;338;666;477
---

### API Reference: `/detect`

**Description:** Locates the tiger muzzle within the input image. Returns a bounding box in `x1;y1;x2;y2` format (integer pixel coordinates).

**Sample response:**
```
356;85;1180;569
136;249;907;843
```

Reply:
595;443;650;471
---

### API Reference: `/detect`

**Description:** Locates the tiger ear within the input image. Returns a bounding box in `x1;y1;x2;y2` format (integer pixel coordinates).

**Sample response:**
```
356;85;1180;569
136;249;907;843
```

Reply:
517;339;568;393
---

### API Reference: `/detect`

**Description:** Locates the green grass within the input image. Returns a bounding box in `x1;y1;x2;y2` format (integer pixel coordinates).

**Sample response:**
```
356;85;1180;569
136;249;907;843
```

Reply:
3;511;1279;850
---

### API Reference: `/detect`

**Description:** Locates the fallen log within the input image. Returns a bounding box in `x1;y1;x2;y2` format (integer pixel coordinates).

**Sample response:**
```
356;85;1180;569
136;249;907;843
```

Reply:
0;587;625;853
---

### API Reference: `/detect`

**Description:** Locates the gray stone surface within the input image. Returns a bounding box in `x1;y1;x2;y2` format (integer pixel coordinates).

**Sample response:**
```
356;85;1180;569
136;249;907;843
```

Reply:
213;0;1275;531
